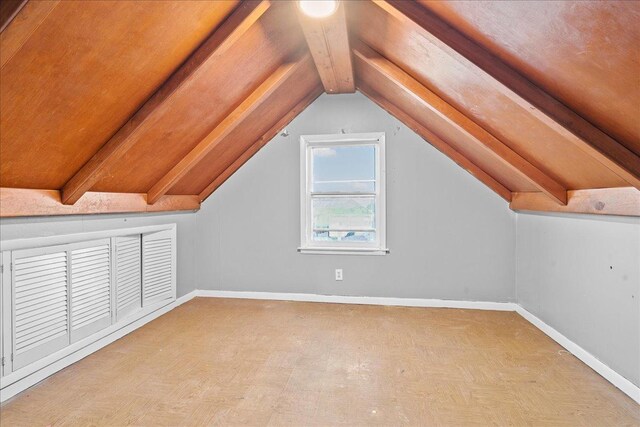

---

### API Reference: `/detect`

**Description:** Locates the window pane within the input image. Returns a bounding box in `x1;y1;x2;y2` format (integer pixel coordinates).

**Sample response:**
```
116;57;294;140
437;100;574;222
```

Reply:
313;230;376;242
312;196;375;233
312;145;375;193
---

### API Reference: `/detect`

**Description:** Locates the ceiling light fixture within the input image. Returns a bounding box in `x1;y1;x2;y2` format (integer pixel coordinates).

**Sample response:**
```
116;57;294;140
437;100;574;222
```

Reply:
298;0;338;18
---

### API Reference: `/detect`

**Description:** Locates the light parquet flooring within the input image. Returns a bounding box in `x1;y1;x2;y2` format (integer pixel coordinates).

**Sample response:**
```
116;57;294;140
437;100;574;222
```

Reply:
1;297;638;426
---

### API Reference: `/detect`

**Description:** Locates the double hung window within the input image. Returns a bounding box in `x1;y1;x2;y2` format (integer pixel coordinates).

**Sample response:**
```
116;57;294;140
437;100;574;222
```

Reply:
299;132;386;254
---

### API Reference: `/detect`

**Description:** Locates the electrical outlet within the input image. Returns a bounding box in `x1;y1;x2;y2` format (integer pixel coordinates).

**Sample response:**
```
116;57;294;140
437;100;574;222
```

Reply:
335;269;343;281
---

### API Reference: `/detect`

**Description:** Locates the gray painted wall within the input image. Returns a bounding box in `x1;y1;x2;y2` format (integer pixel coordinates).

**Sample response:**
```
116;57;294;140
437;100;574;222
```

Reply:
0;211;198;297
516;212;640;387
195;93;517;302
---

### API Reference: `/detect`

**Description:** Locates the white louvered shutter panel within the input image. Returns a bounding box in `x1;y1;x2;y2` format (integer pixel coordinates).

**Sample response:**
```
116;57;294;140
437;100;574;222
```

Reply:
69;239;112;343
12;246;70;370
142;228;176;307
1;251;11;376
115;235;142;320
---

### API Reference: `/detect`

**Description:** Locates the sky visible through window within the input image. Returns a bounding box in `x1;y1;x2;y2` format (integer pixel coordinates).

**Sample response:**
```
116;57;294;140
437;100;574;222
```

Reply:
312;145;375;193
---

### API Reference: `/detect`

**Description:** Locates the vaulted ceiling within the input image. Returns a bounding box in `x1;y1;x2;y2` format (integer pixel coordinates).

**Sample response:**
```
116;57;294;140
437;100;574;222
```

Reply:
1;0;639;217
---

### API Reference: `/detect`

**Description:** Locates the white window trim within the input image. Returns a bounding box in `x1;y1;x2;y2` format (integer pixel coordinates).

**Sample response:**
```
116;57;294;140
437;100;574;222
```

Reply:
299;132;388;255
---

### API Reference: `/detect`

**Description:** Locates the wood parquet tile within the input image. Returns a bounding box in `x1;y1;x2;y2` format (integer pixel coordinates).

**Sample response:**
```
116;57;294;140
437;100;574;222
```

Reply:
1;297;638;426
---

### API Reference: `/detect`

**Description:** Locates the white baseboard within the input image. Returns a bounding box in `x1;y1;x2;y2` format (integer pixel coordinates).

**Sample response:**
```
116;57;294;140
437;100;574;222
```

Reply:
0;290;197;403
515;306;640;404
195;290;517;311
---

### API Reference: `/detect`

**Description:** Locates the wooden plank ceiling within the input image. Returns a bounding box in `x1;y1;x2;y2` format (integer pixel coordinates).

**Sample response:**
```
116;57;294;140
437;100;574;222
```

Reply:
1;0;638;217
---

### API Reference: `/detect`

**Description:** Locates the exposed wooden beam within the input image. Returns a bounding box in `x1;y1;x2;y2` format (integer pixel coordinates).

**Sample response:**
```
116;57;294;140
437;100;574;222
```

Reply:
0;188;200;217
296;1;354;94
358;82;512;202
60;0;271;205
148;55;313;204
511;188;640;217
0;0;27;33
199;86;324;202
377;0;640;190
353;43;567;205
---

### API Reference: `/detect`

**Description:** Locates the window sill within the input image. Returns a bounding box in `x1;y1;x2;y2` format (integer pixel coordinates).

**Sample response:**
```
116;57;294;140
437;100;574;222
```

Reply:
297;247;389;256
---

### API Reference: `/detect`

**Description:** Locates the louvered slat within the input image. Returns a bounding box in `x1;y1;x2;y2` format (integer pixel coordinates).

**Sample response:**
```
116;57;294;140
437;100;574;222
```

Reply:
73;308;111;330
14;260;68;277
69;241;111;342
16;324;67;353
73;291;111;309
15;278;67;298
72;274;112;291
115;235;142;320
12;248;69;369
